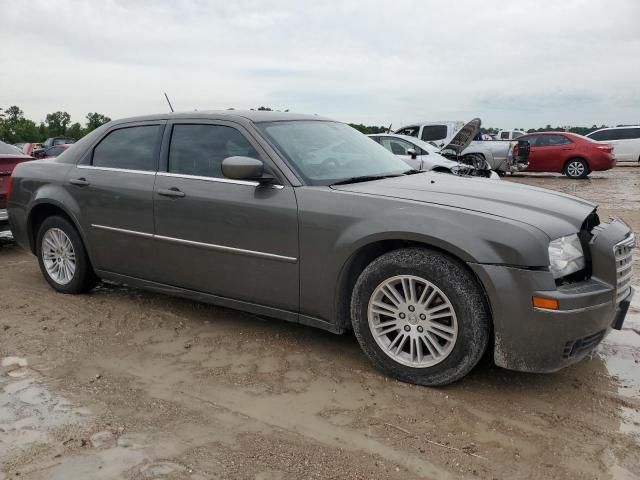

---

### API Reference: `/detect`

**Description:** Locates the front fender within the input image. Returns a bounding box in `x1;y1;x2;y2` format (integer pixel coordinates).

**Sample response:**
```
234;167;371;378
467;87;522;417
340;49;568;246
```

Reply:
335;206;550;268
297;186;552;325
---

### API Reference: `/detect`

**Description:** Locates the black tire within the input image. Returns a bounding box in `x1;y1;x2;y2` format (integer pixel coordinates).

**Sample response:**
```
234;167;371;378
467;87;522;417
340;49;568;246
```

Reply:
351;248;490;386
36;215;99;294
563;158;589;179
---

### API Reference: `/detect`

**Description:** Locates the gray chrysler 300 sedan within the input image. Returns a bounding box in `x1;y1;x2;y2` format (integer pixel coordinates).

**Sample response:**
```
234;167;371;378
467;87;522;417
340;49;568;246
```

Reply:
7;111;635;385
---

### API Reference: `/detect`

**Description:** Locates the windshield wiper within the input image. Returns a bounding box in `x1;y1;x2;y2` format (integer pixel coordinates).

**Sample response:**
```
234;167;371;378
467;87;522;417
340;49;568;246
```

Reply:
330;174;403;186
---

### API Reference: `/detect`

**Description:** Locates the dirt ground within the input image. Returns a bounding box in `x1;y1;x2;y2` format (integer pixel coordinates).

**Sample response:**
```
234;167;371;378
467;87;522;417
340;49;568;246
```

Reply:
1;166;639;480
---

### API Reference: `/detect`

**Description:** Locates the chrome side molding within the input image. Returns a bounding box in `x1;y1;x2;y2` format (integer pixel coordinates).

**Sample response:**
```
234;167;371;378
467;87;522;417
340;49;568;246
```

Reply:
91;224;297;263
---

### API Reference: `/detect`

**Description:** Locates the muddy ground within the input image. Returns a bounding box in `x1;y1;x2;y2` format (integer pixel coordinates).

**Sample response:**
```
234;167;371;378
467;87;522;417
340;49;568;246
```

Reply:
1;166;639;480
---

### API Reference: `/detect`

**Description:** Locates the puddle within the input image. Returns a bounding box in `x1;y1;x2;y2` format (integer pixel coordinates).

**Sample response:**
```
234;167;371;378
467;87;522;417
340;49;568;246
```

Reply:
597;287;640;454
1;357;200;479
598;286;640;396
0;357;91;463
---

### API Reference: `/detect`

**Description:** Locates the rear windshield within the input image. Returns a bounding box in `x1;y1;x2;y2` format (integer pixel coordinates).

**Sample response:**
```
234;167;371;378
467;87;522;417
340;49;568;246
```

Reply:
0;141;22;155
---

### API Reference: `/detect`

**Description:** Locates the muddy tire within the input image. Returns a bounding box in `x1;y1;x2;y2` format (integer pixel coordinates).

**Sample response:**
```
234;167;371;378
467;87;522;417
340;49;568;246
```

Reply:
351;248;490;386
36;215;99;294
564;158;589;179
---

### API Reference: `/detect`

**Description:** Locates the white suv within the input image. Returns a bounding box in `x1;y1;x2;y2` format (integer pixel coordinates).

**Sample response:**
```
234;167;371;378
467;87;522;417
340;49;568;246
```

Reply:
587;126;640;163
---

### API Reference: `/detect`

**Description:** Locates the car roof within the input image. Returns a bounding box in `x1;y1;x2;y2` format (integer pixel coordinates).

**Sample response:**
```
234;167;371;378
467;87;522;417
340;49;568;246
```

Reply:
110;110;334;125
522;131;580;136
369;133;419;142
589;125;640;132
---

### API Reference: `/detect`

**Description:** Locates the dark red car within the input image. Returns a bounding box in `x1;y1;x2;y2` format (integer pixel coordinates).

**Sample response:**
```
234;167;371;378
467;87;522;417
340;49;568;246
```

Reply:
0;141;35;231
518;132;615;178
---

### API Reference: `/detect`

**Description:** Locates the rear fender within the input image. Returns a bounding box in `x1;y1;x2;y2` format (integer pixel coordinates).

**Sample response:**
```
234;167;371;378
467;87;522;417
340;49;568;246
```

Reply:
27;185;92;260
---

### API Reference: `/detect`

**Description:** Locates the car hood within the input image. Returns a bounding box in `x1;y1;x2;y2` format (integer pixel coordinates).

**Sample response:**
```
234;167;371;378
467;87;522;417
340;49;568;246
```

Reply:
441;118;481;156
332;173;596;239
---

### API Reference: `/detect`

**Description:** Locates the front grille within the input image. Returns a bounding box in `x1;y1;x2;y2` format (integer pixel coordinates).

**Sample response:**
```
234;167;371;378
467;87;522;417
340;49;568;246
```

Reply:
562;330;606;359
614;233;635;304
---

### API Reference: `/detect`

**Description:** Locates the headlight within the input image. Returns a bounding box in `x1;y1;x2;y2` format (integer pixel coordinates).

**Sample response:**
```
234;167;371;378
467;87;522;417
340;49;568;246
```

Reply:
548;234;585;279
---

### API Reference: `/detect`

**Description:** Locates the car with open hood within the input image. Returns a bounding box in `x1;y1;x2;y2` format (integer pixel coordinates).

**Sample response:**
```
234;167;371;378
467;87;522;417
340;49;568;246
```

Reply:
396;119;530;173
6;111;635;385
367;133;499;179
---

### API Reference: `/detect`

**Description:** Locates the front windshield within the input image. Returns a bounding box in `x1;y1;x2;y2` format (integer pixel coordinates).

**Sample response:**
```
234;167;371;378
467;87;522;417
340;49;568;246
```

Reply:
257;121;412;185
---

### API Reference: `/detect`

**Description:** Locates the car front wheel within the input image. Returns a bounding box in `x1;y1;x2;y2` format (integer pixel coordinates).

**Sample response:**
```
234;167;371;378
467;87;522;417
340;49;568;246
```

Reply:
564;159;589;178
36;215;98;294
351;248;490;386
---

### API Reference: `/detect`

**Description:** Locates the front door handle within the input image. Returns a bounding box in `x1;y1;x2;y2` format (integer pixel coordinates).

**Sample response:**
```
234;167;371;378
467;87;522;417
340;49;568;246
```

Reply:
70;177;90;186
157;187;186;198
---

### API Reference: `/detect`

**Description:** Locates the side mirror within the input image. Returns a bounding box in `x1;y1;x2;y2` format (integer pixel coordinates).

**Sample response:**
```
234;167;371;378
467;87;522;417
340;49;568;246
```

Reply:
222;156;274;184
407;148;417;159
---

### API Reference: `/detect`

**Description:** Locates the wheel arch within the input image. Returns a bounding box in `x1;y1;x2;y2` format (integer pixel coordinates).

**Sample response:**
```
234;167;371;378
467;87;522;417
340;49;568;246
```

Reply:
333;239;494;337
563;156;590;174
27;199;87;256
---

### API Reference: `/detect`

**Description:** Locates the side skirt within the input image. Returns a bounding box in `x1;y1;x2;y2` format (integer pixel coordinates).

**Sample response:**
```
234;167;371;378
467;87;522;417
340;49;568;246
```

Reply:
95;270;345;335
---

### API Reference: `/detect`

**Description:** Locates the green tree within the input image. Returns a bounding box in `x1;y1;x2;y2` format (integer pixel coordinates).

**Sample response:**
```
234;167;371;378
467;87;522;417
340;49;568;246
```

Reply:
45;111;71;136
85;112;111;132
0;105;41;143
5;105;24;123
67;122;84;140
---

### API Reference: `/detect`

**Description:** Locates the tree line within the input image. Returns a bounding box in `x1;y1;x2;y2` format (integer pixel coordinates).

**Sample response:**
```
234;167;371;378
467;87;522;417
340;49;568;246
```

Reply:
0;106;111;144
0;104;623;144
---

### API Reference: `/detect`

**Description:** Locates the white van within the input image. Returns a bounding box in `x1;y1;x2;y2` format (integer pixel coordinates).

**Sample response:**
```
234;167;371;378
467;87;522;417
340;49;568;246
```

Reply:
586;126;640;163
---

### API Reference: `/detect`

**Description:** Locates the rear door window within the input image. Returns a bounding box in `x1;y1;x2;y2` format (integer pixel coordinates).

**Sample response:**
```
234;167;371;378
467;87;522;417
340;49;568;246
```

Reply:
92;125;161;171
420;125;448;142
520;135;539;147
538;135;572;146
619;127;640;140
588;130;611;141
168;124;260;178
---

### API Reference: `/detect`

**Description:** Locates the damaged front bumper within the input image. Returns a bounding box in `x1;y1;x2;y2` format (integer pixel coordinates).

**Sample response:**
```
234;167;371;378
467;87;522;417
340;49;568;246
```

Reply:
470;219;635;373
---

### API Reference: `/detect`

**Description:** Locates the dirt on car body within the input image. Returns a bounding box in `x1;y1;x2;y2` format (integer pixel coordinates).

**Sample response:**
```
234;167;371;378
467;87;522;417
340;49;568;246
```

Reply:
1;167;639;479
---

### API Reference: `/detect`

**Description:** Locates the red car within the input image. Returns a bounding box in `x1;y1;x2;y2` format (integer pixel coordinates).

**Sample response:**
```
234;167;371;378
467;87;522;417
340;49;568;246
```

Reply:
0;141;35;231
518;132;615;178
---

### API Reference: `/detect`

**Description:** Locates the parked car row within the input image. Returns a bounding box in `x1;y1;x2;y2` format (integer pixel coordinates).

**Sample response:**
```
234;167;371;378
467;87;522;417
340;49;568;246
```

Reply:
395;121;531;174
392;120;634;178
5;110;635;386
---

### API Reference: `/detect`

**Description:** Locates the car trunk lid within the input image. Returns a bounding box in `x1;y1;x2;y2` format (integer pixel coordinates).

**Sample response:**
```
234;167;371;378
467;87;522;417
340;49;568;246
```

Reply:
0;154;34;209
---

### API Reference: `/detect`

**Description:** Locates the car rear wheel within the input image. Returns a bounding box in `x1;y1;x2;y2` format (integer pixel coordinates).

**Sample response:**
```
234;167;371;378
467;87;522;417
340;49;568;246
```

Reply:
36;215;98;294
564;159;589;179
350;248;490;386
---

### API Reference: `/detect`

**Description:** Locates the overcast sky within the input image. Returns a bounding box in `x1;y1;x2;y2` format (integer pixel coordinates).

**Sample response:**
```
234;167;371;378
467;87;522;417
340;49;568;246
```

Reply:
1;0;639;129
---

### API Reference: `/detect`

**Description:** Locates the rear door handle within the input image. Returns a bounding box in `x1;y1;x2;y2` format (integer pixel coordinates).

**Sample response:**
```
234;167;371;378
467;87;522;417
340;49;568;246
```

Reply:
70;177;90;186
157;187;186;198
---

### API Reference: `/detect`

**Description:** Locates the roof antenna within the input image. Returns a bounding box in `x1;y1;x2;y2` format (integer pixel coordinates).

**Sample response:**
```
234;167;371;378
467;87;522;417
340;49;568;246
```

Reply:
164;92;174;112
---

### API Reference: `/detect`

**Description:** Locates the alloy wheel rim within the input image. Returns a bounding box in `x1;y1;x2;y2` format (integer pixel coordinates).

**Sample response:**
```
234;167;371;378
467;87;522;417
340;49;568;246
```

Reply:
367;275;458;368
567;161;584;177
42;228;76;285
